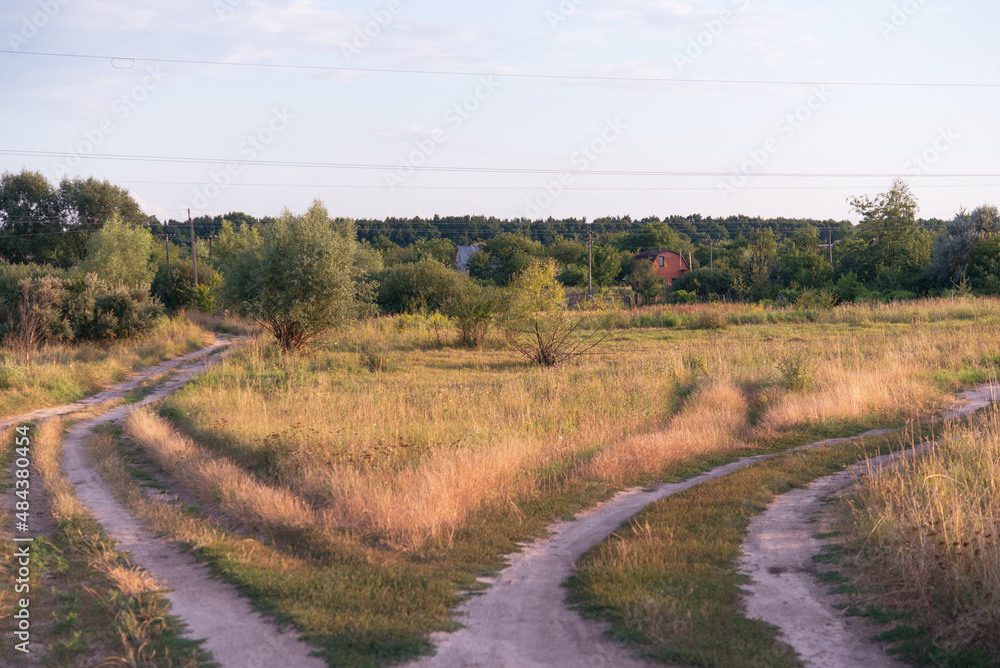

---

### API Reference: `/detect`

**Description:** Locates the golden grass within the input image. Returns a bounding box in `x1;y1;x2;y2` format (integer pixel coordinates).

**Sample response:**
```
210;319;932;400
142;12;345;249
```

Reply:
0;315;213;419
159;297;1000;549
123;408;315;532
847;405;1000;655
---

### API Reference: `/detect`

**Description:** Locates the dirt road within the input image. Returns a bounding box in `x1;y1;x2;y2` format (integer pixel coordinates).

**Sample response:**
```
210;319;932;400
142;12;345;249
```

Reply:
8;339;325;668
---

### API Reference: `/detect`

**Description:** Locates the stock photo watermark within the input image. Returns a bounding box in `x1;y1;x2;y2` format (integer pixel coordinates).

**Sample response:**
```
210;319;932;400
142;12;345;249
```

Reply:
213;0;244;20
903;126;959;177
51;65;167;180
384;76;501;189
524;117;628;218
7;0;71;49
341;0;407;63
546;0;586;31
717;85;834;201
673;0;751;73
190;108;294;209
878;0;928;38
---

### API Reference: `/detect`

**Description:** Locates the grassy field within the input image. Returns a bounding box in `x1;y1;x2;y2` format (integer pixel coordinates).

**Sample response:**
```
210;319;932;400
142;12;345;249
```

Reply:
0;315;214;419
76;296;997;665
837;404;1000;665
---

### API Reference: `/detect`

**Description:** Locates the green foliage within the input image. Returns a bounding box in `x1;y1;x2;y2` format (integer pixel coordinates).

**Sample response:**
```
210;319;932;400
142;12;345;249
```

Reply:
376;259;471;314
777;351;816;391
671;267;735;298
471;233;543;284
443;283;501;348
80;213;155;288
834;272;872;303
216;201;373;350
669;289;696;305
504;259;614;366
629;259;665;305
1;273;163;344
794;288;837;310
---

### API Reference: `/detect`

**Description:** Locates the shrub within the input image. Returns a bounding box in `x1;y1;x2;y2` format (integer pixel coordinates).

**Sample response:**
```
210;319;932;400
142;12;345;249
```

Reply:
669;289;696;305
777;351;816;392
795;288;837;310
80;213;155;288
691;309;728;330
376;259;469;314
61;275;164;341
443;284;499;348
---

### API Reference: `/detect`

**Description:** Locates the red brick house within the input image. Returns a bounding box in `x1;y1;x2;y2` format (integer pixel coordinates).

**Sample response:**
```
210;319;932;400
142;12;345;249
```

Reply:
632;249;690;285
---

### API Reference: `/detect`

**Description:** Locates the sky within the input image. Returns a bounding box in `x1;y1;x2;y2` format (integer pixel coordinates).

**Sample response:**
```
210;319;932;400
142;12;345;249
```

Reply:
1;0;997;224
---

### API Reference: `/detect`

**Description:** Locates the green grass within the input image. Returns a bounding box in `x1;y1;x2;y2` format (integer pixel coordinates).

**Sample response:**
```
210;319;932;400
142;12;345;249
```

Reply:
564;432;909;668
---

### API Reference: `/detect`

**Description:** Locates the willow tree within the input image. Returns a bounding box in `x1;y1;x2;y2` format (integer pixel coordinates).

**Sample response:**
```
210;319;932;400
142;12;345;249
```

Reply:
216;201;372;350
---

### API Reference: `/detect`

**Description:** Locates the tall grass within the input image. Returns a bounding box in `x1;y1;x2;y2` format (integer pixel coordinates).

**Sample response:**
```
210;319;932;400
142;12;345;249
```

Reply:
0;315;213;418
847;405;1000;660
158;298;1000;548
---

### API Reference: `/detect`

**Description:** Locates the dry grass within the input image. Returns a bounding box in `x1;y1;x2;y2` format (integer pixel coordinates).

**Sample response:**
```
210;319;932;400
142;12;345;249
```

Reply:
0;315;212;419
847;405;1000;658
158;297;1000;549
123;408;315;532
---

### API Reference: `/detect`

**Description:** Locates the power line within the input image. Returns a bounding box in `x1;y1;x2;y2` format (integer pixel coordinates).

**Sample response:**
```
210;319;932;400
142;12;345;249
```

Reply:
2;49;997;89
1;149;996;178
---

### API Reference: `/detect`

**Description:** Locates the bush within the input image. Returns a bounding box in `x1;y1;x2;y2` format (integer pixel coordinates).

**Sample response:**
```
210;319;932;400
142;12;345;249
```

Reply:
443;284;499;348
669;289;696;305
795;288;837;310
1;274;163;347
377;259;470;314
691;309;728;330
777;351;816;392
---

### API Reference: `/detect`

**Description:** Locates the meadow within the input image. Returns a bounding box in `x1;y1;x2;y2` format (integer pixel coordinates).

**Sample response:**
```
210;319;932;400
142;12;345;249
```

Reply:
8;296;1000;666
0;315;213;419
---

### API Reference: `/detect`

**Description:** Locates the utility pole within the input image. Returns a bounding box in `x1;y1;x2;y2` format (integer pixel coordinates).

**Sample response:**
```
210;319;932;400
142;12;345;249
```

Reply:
587;229;594;300
709;238;714;270
828;229;834;266
188;209;198;286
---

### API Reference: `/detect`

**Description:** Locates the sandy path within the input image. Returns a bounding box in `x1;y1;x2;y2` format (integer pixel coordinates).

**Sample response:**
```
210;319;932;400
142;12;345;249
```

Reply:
409;384;998;668
0;337;233;431
740;384;998;668
7;339;325;668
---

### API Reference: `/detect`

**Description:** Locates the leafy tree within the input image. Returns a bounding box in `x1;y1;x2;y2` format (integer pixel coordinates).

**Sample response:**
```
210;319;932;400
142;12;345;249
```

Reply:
216;201;372;350
80;213;155;288
928;204;1000;286
671;267;735;298
628;259;665;305
58;177;145;262
592;245;626;287
545;239;587;267
840;180;934;288
473;233;542;284
0;170;61;263
966;234;1000;295
739;229;778;300
614;222;692;254
778;226;831;289
443;283;501;348
376;259;470;314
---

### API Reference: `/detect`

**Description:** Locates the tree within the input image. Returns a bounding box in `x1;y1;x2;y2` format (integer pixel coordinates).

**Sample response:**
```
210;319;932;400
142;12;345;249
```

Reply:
472;233;542;284
841;180;934;289
376;259;469;314
503;258;613;366
629;259;665;305
80;213;155;288
592;245;626;287
216;201;372;350
0;170;62;263
928;204;1000;286
58;177;145;262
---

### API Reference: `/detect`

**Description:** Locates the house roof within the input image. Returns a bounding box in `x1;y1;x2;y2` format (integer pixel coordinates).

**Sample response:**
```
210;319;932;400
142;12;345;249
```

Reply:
633;249;683;261
454;245;480;271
